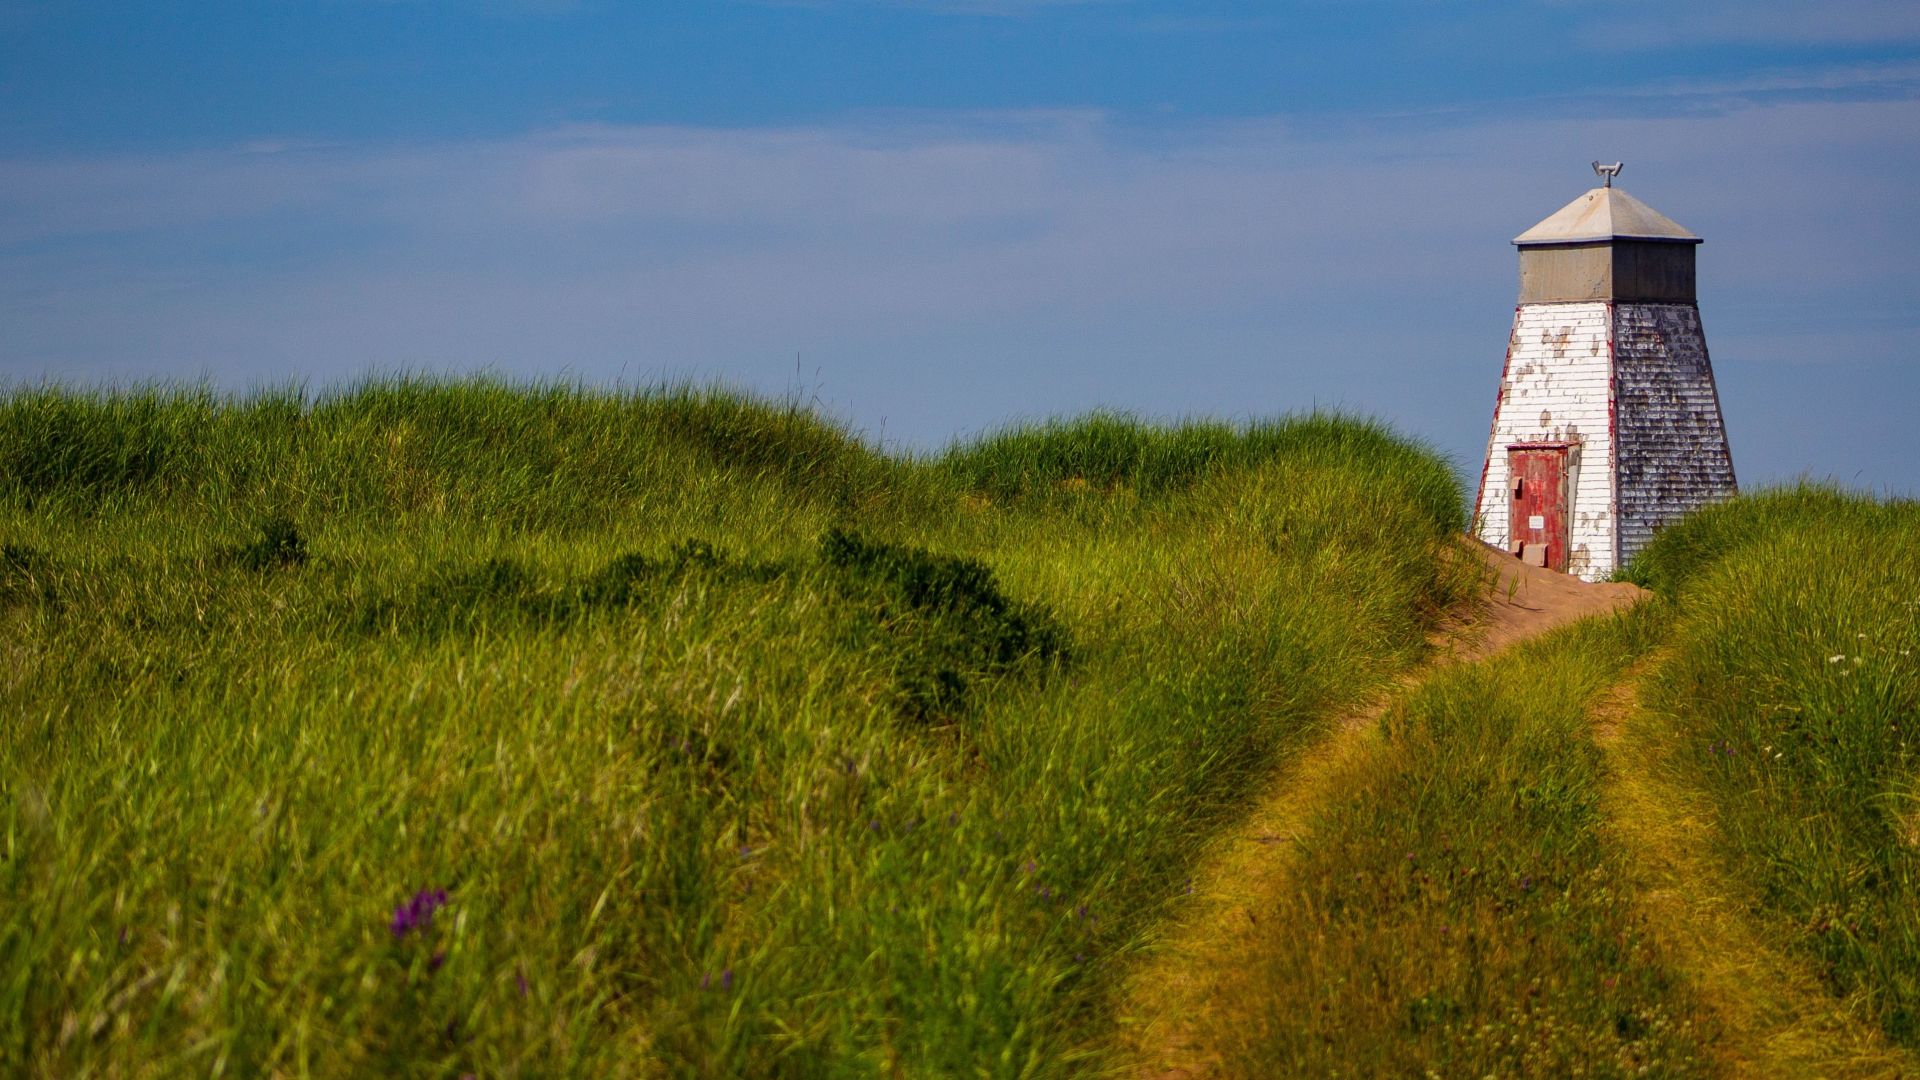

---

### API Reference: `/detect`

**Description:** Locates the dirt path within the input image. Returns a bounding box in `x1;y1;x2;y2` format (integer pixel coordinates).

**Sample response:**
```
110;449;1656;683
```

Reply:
1111;539;1644;1077
1593;668;1920;1079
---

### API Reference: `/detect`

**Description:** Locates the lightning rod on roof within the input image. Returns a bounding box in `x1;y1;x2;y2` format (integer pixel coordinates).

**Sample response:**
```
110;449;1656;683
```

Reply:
1592;161;1624;188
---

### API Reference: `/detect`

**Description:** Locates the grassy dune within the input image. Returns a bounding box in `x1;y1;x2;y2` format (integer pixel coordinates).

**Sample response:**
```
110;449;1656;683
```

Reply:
0;382;1470;1077
1625;486;1920;1049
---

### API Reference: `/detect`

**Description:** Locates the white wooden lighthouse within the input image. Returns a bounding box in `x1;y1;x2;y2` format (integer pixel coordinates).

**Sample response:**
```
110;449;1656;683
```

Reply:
1473;164;1736;581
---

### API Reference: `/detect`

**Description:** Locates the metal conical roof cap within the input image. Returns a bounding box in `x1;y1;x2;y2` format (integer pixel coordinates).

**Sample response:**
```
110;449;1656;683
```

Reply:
1513;186;1701;246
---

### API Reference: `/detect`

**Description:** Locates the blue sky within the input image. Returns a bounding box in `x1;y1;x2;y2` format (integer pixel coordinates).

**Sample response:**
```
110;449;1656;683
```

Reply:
3;1;1917;494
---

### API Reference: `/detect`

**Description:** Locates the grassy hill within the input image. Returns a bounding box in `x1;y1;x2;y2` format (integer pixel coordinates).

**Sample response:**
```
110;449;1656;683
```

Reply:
9;382;1915;1078
0;382;1472;1076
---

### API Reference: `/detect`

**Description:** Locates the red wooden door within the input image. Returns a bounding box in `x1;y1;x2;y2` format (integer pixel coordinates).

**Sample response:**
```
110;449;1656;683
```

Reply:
1507;448;1569;572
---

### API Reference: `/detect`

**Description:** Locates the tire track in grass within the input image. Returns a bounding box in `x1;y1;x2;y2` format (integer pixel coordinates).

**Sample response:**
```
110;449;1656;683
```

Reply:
1594;665;1920;1079
1111;676;1399;1077
1112;541;1645;1077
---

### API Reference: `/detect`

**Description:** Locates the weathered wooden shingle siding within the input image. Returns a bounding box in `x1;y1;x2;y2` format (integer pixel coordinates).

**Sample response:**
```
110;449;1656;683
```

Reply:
1611;302;1737;565
1474;301;1617;580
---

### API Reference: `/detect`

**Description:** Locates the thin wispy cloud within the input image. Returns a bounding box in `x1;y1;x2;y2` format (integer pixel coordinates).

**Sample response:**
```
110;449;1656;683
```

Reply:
1557;0;1920;46
757;0;1129;14
1605;59;1920;99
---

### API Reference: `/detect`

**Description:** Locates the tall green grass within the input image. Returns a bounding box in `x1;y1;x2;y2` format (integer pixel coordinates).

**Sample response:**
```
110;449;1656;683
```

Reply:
1619;484;1917;598
0;381;906;526
1210;611;1719;1076
943;410;1464;526
1626;485;1920;1046
0;381;1471;1076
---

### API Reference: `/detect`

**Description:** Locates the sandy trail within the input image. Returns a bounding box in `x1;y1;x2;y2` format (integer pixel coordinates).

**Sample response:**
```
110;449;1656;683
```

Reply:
1112;539;1644;1077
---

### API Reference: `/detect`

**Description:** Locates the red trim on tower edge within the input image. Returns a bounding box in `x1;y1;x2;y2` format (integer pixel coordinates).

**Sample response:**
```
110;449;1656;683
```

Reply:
1472;305;1524;537
1605;301;1619;572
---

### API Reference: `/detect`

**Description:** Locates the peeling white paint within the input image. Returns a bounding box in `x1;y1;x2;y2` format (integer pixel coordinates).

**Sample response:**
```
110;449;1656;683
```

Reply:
1475;300;1736;581
1476;302;1614;579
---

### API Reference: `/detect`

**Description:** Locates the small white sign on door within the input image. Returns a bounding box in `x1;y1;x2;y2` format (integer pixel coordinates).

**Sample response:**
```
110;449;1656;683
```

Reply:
1528;514;1546;531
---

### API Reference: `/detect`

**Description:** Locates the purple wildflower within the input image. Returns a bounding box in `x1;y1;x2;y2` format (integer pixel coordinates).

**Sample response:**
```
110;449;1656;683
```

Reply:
517;971;530;997
428;951;447;973
390;888;449;939
721;968;734;991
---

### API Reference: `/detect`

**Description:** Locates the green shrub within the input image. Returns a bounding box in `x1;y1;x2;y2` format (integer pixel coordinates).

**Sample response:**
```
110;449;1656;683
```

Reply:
232;514;310;571
820;527;1068;722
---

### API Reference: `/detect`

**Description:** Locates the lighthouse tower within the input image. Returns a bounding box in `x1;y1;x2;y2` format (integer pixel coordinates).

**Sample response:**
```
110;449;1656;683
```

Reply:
1474;164;1736;581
